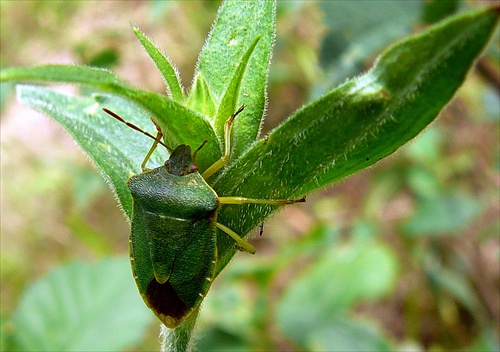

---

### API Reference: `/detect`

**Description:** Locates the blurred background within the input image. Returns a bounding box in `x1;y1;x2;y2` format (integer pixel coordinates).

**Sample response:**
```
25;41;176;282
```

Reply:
1;1;498;351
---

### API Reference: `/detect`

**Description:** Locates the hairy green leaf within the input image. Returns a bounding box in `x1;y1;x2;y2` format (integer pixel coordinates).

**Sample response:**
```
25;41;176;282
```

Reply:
213;35;261;145
1;65;219;171
212;6;499;272
187;72;216;117
193;0;275;158
133;27;185;101
15;86;168;218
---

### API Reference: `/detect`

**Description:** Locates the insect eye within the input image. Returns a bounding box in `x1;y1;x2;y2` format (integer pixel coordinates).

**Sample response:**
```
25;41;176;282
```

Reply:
189;164;199;173
164;160;173;173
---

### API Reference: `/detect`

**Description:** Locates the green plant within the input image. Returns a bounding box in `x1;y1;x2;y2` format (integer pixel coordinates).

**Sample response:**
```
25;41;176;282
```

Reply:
1;1;498;351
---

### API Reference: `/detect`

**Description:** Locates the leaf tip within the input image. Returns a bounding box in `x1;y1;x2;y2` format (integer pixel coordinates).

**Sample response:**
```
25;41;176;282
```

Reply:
132;26;145;39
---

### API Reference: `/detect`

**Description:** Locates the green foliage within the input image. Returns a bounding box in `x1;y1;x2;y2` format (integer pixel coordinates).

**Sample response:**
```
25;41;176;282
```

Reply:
13;87;169;219
277;235;398;350
133;27;184;101
422;0;460;24
193;1;274;159
404;191;482;235
1;1;498;351
4;258;153;351
316;0;422;94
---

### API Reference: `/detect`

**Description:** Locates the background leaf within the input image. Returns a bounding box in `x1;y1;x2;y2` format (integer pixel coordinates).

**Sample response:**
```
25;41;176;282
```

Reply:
314;0;422;97
303;316;393;352
276;239;398;348
8;258;153;351
422;0;460;24
404;191;482;235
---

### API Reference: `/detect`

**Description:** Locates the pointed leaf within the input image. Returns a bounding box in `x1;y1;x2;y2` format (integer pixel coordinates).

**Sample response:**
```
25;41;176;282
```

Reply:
213;35;261;154
1;65;219;171
193;0;275;157
15;85;168;218
133;27;185;101
212;6;499;273
187;72;216;118
0;65;132;93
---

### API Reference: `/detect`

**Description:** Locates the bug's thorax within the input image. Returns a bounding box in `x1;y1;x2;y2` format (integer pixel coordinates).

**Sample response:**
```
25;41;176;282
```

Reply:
127;144;219;219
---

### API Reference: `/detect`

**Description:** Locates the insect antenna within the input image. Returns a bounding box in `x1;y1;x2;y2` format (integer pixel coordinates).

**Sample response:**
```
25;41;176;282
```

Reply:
192;140;208;163
102;108;173;152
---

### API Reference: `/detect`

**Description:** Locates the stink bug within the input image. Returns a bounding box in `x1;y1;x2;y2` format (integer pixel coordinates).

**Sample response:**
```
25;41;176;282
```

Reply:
103;106;305;328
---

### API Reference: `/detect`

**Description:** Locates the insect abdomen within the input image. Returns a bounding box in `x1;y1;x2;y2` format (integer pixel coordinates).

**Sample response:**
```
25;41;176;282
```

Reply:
130;202;217;328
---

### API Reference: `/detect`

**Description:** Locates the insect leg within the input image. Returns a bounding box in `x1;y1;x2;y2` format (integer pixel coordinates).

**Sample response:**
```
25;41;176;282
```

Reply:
102;108;173;170
215;222;256;254
140;130;163;171
218;196;306;206
201;105;246;179
216;197;304;254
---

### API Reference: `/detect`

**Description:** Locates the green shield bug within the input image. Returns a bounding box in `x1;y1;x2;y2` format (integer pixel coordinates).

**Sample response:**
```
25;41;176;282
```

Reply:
103;106;305;328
